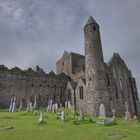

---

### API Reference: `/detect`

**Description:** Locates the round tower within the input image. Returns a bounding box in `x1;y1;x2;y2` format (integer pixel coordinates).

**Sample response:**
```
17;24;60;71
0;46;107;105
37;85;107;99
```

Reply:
84;16;110;116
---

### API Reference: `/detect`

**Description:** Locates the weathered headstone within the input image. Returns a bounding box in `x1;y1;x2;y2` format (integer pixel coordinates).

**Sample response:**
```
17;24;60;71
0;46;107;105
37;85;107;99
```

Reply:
60;110;65;121
133;115;138;122
55;103;58;111
68;101;71;109
11;96;16;112
30;102;33;112
38;111;44;123
60;103;62;108
9;96;14;112
124;101;131;121
112;109;116;119
65;101;68;108
47;98;52;112
19;99;23;110
99;103;106;119
91;104;96;116
26;99;30;112
33;95;37;109
52;104;55;113
79;109;84;121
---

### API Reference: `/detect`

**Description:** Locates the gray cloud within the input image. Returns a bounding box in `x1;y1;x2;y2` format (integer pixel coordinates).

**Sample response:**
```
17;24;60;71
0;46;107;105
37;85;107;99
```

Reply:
0;0;140;97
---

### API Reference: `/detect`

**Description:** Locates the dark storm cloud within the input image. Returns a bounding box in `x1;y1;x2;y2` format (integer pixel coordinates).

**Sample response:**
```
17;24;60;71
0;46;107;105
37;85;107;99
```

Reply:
0;0;140;97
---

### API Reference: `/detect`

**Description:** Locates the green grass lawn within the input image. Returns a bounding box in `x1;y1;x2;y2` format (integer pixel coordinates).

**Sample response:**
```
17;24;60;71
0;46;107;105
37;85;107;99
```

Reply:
0;109;140;140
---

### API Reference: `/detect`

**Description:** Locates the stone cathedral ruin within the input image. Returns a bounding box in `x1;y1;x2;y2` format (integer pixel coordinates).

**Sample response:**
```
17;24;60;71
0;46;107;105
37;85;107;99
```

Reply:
0;16;139;117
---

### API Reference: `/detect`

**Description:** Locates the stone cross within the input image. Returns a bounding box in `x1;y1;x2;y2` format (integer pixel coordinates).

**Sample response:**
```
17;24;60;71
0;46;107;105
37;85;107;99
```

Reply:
30;102;33;112
60;110;65;121
33;95;37;109
9;96;14;112
124;101;131;120
38;111;44;123
19;99;23;110
26;99;30;112
55;103;58;111
99;103;106;119
112;109;116;119
124;101;129;112
11;96;16;112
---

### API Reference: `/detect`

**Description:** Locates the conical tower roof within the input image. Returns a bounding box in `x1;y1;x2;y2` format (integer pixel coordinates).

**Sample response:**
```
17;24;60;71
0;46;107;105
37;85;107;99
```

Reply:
85;16;98;26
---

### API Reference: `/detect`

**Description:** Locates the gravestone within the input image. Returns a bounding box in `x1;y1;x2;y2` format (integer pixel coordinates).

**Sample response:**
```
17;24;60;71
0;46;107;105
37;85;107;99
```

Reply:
52;104;55;113
47;98;52;112
65;101;68;108
38;111;44;123
11;96;16;112
133;115;138;122
99;103;106;119
91;104;96;116
19;99;23;110
79;109;84;121
55;103;58;111
124;101;131;121
9;96;14;112
68;101;71;109
26;99;30;112
60;110;65;121
33;95;37;109
112;109;116;119
60;103;62;108
29;102;33;112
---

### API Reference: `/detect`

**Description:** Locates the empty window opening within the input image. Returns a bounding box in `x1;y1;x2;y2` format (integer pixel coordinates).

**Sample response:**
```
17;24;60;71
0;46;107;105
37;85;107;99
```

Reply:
68;89;71;101
79;86;84;99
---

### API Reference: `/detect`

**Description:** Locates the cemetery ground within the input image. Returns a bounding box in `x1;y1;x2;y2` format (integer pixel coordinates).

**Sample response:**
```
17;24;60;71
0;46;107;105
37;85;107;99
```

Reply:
0;109;140;140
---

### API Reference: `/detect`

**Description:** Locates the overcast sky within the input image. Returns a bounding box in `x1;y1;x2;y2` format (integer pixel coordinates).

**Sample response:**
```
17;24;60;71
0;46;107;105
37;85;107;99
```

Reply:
0;0;140;97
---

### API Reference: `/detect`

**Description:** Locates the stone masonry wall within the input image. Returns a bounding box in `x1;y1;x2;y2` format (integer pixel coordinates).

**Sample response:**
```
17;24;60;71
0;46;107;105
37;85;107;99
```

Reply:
0;65;70;108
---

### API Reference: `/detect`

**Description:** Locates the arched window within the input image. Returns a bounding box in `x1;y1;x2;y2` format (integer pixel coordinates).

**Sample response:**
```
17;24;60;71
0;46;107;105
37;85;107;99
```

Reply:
68;89;71;101
62;61;64;66
79;86;84;99
120;79;123;91
107;75;110;86
114;79;118;99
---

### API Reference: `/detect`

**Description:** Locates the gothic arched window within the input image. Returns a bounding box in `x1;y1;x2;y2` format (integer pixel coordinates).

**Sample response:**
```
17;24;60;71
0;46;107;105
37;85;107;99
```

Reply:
68;89;71;101
120;79;123;91
79;86;84;99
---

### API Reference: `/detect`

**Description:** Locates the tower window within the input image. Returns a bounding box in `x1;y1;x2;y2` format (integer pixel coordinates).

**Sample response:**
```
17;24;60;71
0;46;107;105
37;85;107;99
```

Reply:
79;86;84;99
62;61;64;66
114;79;118;99
120;79;123;91
107;76;110;86
68;89;71;101
94;26;96;30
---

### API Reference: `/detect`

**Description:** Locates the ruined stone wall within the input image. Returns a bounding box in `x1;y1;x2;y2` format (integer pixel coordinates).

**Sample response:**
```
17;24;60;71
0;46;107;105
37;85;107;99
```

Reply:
107;53;140;116
56;51;71;76
56;51;85;77
0;65;70;108
71;52;85;74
